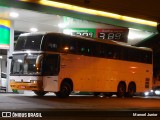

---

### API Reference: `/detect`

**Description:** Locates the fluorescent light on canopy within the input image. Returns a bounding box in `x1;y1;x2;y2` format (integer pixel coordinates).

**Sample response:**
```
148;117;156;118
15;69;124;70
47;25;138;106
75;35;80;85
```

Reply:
20;0;157;27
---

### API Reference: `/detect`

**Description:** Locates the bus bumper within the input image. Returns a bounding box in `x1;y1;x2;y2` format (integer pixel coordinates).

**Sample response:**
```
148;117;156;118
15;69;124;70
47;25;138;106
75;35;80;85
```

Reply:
10;80;43;91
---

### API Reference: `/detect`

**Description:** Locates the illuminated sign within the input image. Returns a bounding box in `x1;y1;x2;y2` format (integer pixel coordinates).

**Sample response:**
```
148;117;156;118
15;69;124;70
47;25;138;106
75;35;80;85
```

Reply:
64;28;129;42
0;19;10;49
63;28;96;38
96;29;129;43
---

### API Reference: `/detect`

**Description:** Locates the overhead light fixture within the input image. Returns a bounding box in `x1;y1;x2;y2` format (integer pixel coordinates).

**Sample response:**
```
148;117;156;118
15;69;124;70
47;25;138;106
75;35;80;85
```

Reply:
0;56;3;59
20;0;157;27
18;59;23;63
9;12;19;18
128;32;145;40
128;28;153;40
30;27;38;32
58;23;67;28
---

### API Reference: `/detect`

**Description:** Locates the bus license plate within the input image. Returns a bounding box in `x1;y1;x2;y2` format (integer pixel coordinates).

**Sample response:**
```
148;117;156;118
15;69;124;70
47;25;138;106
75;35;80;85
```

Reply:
20;86;26;89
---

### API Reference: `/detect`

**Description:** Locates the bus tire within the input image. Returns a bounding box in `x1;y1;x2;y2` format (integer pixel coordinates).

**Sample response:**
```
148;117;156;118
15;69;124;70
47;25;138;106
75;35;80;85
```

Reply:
55;82;72;98
127;82;136;97
33;91;47;96
117;82;126;98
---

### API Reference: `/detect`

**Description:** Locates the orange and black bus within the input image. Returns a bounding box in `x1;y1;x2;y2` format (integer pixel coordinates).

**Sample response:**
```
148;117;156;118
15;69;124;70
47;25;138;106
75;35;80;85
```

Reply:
10;32;152;98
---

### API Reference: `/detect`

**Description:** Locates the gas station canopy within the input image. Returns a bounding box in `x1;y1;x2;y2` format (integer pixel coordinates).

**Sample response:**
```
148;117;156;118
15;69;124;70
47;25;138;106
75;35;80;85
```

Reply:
0;0;159;32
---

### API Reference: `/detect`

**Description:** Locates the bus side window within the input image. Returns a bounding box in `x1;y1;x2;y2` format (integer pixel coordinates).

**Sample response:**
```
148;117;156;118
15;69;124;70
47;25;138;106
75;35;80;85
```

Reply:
143;52;152;64
77;39;85;55
69;38;77;53
100;44;106;57
80;40;94;56
60;36;69;53
90;41;97;56
120;47;128;61
128;49;135;61
95;43;104;57
45;35;60;52
85;41;93;56
113;46;120;59
105;44;115;58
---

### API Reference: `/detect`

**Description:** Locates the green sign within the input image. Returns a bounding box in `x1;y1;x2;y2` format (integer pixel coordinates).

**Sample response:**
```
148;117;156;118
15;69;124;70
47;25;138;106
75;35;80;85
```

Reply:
64;28;96;38
0;19;10;49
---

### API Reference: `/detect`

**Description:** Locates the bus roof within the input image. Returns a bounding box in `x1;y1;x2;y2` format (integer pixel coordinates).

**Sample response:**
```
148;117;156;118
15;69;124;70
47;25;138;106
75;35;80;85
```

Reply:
19;32;152;52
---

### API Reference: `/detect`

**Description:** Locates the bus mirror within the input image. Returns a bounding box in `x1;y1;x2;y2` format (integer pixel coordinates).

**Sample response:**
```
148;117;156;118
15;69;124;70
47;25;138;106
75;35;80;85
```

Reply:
8;56;13;59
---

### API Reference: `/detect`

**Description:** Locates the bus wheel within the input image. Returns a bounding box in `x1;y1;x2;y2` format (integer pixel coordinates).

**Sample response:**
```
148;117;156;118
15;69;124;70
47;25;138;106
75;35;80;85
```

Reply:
33;91;47;96
127;83;136;97
117;82;126;98
56;82;72;98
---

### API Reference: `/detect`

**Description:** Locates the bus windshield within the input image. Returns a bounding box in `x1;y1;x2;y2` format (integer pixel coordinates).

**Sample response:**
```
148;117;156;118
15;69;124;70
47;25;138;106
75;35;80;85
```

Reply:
14;35;43;51
10;54;42;75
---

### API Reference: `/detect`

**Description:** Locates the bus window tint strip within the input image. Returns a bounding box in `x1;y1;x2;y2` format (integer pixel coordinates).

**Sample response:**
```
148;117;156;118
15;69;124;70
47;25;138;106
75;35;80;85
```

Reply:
16;33;152;64
43;33;153;64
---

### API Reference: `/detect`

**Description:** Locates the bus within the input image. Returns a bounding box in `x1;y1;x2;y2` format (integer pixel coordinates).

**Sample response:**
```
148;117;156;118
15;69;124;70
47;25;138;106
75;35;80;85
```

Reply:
10;32;153;98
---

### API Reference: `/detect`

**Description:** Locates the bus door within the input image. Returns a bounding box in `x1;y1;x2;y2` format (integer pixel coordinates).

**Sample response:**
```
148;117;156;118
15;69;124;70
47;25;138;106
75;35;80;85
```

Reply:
43;54;60;92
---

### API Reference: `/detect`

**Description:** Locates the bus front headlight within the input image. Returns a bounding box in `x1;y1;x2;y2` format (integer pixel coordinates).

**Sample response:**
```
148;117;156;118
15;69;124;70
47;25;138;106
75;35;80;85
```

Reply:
10;80;15;82
30;80;37;84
